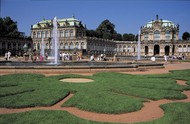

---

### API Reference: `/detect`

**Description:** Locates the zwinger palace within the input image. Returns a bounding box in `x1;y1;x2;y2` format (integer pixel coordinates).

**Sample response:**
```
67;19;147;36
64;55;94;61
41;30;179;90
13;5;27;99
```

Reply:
30;15;190;57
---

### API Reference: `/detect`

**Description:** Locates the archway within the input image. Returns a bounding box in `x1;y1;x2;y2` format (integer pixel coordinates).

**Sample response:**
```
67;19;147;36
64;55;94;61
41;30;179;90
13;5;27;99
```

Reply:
165;46;170;55
154;45;160;55
145;46;149;55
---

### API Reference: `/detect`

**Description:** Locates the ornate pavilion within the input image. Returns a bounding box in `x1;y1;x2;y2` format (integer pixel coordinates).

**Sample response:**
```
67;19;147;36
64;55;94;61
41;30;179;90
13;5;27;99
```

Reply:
31;15;190;57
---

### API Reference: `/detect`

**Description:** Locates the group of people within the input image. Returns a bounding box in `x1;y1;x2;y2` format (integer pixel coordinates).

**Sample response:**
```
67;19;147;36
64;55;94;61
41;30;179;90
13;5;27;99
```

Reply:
59;52;82;61
90;54;107;61
4;51;11;61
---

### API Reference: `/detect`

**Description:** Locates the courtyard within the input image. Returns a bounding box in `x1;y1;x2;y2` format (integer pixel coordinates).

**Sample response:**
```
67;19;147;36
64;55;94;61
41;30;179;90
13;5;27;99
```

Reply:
0;62;190;124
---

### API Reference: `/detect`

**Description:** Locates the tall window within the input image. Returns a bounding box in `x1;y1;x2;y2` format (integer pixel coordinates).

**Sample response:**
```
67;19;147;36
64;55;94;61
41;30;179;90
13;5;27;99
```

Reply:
41;31;45;38
70;42;74;49
45;31;49;37
75;42;79;49
70;30;73;37
33;32;36;38
65;43;68;49
65;30;69;37
81;42;85;49
37;31;41;38
154;30;160;40
60;30;64;37
144;32;149;41
165;30;170;40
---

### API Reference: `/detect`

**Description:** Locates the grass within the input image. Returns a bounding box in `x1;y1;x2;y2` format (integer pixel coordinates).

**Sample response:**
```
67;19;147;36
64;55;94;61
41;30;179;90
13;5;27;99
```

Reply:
0;70;190;123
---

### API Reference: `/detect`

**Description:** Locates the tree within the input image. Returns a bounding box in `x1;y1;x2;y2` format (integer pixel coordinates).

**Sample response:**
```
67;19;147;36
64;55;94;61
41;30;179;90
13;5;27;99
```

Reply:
182;32;190;40
0;16;21;37
113;33;122;41
123;33;136;41
96;19;117;40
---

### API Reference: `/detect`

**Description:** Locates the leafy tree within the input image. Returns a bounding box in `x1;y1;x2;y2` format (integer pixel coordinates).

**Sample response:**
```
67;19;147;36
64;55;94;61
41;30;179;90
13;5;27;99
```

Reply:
96;19;117;40
182;32;190;40
113;33;122;41
123;33;136;41
0;16;21;37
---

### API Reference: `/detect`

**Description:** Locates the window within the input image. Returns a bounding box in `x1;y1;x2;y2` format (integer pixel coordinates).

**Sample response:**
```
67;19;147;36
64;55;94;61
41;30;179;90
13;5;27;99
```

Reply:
165;30;170;40
81;42;85;49
144;32;149;41
33;32;36;38
70;30;73;37
154;30;160;40
37;31;41;38
60;43;64;49
70;42;74;49
65;43;68;49
60;30;64;37
41;31;45;38
75;42;79;49
45;31;49;37
65;30;69;37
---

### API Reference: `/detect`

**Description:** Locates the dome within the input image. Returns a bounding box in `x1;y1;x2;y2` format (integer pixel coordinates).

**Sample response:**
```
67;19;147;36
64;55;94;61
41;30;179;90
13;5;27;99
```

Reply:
144;19;177;28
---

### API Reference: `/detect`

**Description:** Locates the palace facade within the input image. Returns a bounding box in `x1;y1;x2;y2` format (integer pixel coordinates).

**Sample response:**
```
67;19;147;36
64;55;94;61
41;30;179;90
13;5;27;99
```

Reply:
0;37;33;56
31;16;116;56
31;16;190;57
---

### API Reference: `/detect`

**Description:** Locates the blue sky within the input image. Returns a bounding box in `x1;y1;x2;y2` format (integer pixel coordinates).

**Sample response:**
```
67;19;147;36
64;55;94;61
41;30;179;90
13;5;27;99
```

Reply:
1;0;190;39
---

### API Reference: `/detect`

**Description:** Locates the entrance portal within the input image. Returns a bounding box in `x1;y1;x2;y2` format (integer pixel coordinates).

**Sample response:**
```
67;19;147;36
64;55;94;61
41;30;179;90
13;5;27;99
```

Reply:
165;46;170;55
145;46;149;55
154;45;160;55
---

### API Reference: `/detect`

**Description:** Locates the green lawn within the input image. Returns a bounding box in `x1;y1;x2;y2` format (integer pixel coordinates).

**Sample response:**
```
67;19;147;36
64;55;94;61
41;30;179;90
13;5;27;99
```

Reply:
0;70;190;124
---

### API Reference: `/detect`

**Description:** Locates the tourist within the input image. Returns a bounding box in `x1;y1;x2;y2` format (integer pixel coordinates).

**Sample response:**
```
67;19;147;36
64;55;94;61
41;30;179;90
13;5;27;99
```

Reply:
151;56;156;62
7;51;11;60
60;52;62;60
45;52;48;60
164;55;168;64
40;55;43;62
4;52;8;61
90;55;95;61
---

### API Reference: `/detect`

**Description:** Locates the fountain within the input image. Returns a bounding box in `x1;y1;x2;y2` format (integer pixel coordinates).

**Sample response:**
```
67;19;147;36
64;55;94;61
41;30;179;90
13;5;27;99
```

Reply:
51;16;59;64
137;30;141;60
40;37;45;58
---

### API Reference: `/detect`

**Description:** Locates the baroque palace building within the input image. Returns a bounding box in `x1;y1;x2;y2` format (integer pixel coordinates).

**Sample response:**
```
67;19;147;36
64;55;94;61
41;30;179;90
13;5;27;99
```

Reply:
31;16;116;56
31;15;190;58
0;37;32;56
116;15;190;57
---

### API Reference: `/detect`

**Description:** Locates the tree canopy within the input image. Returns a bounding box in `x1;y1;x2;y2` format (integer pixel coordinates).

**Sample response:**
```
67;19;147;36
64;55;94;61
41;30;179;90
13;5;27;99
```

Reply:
0;16;23;37
86;19;137;41
182;32;190;41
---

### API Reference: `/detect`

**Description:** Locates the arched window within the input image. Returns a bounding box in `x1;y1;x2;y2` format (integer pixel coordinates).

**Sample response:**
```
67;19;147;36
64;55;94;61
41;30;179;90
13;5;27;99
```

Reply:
60;30;64;37
144;32;149;41
37;43;40;50
70;42;74;49
45;31;49;37
165;30;170;40
37;31;41;38
75;42;79;49
119;45;122;52
46;43;49;49
154;30;160;40
81;42;85;49
33;32;36;38
60;43;63;49
65;43;68;49
65;30;69;37
123;45;126;52
41;31;45;38
70;30;73;37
